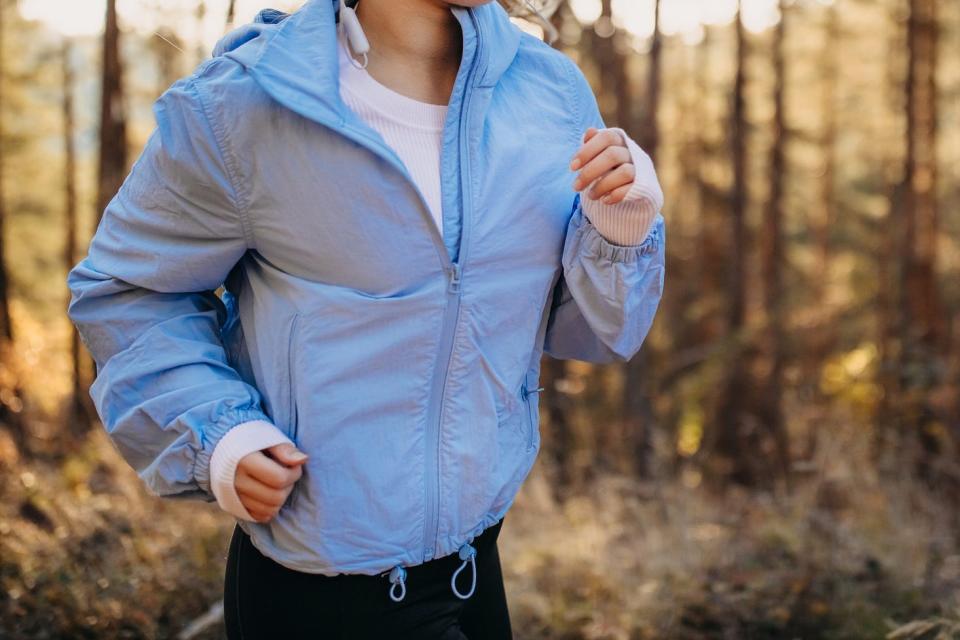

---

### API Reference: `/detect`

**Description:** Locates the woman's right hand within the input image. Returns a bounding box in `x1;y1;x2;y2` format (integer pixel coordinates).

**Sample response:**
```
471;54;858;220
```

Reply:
235;443;308;522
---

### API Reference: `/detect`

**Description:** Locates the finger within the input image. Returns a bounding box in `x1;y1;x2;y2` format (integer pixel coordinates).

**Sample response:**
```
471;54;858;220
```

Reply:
246;508;275;523
238;491;283;517
240;451;302;489
574;145;631;192
599;183;633;205
235;470;290;506
266;442;309;467
570;128;625;172
588;163;636;201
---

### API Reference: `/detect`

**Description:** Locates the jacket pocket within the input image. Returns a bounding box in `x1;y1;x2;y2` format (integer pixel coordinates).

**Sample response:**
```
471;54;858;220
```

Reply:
520;371;543;453
283;313;302;509
286;313;302;443
221;290;254;382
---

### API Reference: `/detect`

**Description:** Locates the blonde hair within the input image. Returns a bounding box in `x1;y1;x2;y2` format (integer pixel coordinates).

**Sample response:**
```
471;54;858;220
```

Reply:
498;0;561;42
498;0;562;19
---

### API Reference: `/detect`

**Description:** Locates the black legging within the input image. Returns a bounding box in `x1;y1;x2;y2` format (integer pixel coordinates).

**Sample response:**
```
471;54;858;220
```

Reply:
223;518;513;639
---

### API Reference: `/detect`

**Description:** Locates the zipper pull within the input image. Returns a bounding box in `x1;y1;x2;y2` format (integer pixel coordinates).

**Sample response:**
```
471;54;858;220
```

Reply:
448;263;462;293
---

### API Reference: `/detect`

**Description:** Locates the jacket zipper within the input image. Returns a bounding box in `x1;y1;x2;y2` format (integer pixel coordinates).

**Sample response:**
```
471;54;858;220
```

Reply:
421;263;462;561
284;10;484;563
326;121;464;562
422;11;484;562
325;115;466;563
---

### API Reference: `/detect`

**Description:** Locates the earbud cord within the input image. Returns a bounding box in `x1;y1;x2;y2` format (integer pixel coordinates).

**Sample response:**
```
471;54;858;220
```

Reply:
339;0;370;70
340;26;369;70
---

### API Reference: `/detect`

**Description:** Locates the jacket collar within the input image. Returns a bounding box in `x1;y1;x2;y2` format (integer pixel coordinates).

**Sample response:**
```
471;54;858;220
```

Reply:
223;0;521;127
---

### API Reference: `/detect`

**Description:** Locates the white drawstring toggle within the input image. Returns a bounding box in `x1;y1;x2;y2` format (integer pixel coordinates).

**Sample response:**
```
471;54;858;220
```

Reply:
388;565;407;602
450;543;477;600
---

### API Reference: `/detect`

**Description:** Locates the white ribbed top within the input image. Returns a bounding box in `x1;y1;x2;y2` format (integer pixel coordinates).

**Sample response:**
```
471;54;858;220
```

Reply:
335;27;662;248
337;28;448;235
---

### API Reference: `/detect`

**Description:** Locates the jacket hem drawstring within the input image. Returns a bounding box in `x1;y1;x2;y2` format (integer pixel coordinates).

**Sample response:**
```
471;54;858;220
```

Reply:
385;540;479;602
388;565;407;602
450;542;477;599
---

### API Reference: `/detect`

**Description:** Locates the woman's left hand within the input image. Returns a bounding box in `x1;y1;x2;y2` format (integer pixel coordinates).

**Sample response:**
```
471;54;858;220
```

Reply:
569;127;637;205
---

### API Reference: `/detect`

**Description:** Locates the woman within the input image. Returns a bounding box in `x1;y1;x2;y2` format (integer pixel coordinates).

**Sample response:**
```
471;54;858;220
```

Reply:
67;0;665;637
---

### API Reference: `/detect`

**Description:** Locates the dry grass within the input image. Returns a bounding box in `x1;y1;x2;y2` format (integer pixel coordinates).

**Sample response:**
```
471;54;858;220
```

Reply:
2;419;959;639
0;428;233;639
500;459;960;639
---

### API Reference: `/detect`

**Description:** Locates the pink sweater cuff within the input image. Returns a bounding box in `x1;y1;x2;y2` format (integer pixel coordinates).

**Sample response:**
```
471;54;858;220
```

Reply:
209;419;294;521
581;127;664;247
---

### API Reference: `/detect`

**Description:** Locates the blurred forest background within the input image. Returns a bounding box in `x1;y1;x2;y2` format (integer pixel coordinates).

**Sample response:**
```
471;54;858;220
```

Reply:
1;0;959;638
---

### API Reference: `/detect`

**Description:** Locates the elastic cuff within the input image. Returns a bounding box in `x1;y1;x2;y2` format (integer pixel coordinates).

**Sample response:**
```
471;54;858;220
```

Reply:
209;420;294;521
582;196;658;247
572;206;664;263
192;408;275;496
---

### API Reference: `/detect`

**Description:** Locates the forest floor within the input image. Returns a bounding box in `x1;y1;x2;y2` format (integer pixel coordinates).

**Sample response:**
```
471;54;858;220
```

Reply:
1;423;959;640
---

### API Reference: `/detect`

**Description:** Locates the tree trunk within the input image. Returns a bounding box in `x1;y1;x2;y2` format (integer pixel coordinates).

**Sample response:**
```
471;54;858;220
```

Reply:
900;0;944;362
594;0;632;135
62;39;92;430
0;0;12;344
641;0;661;159
665;24;710;473
63;40;78;400
695;26;727;347
80;0;128;432
621;0;662;479
760;0;790;486
226;0;237;28
711;0;753;485
582;0;635;474
814;4;839;307
802;2;840;463
727;0;748;343
96;0;127;227
875;1;908;464
899;0;945;474
0;0;25;446
542;1;574;493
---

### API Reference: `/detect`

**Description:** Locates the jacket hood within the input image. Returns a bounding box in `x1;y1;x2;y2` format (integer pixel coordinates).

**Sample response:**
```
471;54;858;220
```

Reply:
215;0;522;127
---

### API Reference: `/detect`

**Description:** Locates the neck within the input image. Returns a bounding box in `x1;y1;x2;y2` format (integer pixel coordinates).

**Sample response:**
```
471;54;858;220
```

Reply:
352;0;463;104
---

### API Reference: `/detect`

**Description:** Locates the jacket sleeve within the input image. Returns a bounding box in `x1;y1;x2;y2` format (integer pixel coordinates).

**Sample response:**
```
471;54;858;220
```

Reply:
67;73;274;501
542;60;666;364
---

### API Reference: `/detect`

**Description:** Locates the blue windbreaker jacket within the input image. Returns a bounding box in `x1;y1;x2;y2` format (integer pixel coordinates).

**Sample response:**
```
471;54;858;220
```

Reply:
67;0;666;582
